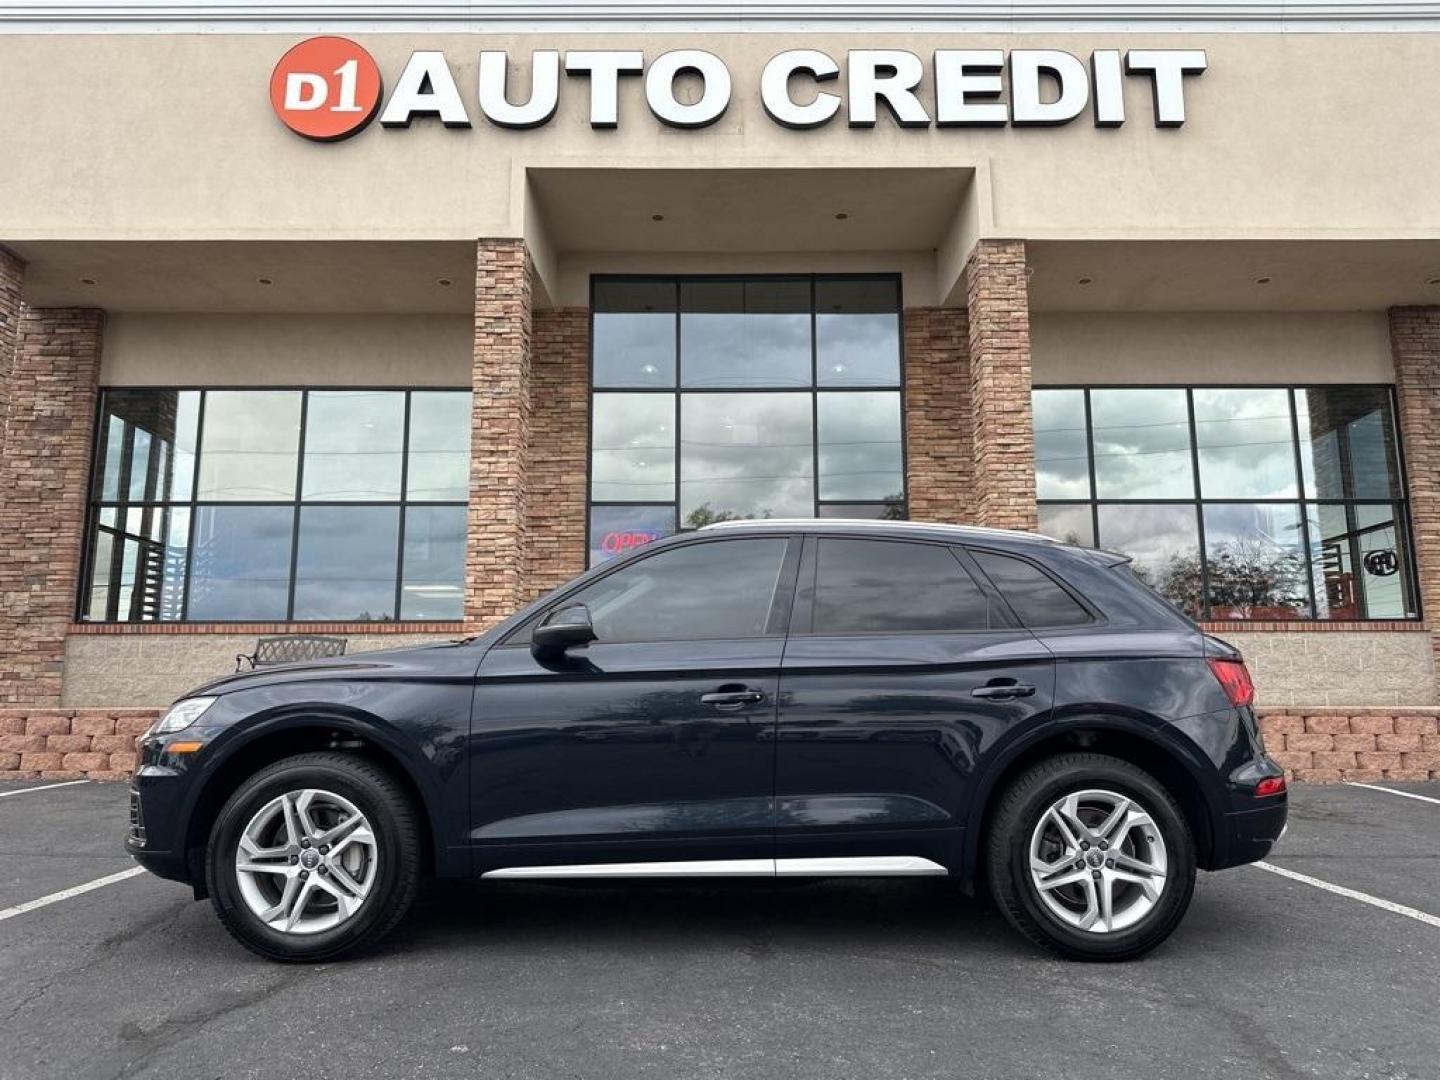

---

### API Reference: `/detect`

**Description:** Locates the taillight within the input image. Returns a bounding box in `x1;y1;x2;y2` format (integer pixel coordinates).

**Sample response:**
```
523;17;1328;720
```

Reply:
1207;657;1255;708
1255;776;1286;798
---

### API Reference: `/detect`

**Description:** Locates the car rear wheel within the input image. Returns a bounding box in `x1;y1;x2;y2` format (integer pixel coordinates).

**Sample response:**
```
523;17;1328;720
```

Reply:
205;752;421;963
986;752;1196;961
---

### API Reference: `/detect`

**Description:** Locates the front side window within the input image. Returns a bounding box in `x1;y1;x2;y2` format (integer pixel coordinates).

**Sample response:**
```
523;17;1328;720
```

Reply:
588;275;906;565
82;388;472;623
1033;385;1417;621
566;538;789;643
811;539;995;634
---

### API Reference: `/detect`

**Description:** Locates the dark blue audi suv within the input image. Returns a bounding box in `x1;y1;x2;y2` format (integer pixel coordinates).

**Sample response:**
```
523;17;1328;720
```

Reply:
126;519;1287;962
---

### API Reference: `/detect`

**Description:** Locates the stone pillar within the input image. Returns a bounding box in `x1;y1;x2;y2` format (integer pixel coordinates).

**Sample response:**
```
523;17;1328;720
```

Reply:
1390;307;1440;643
0;308;105;706
903;306;974;524
527;307;589;599
964;239;1038;532
0;246;23;433
465;239;534;630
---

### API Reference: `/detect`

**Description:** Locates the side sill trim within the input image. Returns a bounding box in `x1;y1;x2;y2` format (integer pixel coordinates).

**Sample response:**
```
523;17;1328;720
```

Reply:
481;856;948;879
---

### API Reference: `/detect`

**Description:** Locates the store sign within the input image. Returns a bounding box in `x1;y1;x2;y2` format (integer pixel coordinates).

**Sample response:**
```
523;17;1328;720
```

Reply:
270;36;1207;142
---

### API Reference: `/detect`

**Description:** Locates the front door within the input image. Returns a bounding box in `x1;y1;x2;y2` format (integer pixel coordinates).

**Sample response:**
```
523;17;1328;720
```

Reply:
774;535;1057;872
468;533;800;873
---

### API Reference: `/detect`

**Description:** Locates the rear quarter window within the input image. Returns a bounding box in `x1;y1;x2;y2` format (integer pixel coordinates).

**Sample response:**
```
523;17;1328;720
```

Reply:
970;550;1094;628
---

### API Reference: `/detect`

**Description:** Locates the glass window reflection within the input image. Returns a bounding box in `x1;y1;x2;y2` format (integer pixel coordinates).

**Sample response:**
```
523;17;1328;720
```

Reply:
1308;503;1415;620
1297;387;1402;501
588;505;677;565
293;506;400;621
1090;388;1194;499
1039;503;1095;547
401;506;466;620
592;394;675;502
302;390;404;501
680;279;812;389
1034;390;1090;500
407;392;472;502
815;278;901;387
817;392;903;501
593;280;677;388
1203;503;1310;620
197;391;302;501
1097;503;1203;616
1193;387;1297;498
186;505;294;621
681;393;813;524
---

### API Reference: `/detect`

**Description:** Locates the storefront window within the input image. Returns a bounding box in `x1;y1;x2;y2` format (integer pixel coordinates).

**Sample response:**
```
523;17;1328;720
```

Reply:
589;274;906;564
1033;385;1418;621
82;388;471;622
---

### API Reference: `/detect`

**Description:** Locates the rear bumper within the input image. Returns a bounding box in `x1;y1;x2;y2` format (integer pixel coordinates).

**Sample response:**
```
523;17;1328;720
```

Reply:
1213;798;1288;870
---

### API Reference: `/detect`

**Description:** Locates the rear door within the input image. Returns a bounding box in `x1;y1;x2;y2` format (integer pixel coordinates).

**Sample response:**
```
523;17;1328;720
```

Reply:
774;535;1056;872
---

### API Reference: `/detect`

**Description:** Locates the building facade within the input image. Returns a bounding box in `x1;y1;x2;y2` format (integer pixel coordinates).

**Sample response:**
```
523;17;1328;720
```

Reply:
3;1;1440;780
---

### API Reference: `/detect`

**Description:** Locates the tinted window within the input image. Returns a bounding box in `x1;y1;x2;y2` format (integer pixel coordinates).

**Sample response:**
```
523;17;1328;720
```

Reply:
972;551;1093;628
813;539;993;634
567;538;789;643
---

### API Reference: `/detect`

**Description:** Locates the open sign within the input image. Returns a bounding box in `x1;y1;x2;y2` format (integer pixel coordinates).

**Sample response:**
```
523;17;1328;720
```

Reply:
602;530;664;556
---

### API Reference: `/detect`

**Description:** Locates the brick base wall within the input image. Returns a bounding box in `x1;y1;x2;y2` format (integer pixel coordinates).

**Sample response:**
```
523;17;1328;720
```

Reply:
0;709;158;780
4;708;1435;785
1257;708;1440;783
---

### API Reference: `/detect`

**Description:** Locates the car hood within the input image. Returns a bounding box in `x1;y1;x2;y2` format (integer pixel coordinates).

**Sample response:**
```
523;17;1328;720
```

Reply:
183;639;479;699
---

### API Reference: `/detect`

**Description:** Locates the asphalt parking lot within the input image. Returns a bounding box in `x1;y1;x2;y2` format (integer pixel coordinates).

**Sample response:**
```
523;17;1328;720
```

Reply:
1;781;1438;1080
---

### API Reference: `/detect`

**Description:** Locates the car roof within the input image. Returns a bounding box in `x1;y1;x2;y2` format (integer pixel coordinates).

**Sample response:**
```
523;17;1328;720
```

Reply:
696;518;1060;547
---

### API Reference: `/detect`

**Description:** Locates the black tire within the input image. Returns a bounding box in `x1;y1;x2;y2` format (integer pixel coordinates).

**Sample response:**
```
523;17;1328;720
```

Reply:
985;752;1196;961
205;752;422;963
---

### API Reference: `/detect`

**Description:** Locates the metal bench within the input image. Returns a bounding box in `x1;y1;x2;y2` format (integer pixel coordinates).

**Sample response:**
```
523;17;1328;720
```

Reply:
235;635;347;673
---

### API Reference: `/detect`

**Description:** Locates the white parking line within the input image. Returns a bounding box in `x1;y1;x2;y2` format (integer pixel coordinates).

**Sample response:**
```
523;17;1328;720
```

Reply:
1253;861;1440;930
0;780;89;798
1344;781;1440;807
0;867;147;923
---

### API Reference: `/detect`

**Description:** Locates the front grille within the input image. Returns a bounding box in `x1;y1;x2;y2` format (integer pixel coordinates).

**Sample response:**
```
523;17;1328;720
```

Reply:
127;787;146;847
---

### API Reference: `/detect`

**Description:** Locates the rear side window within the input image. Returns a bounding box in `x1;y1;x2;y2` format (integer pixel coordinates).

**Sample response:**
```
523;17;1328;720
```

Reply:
812;538;995;633
565;537;788;643
971;550;1093;628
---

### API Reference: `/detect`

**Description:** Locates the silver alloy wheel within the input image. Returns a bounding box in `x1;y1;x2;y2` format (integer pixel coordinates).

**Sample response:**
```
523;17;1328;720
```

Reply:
234;788;379;935
1027;788;1168;935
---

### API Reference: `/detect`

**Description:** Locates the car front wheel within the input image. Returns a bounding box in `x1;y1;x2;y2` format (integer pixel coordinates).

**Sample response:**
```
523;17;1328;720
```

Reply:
986;752;1196;961
205;752;421;962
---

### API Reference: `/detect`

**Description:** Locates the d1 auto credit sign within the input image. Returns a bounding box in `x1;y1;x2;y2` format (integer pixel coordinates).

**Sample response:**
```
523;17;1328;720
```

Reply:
270;36;383;141
270;36;1207;142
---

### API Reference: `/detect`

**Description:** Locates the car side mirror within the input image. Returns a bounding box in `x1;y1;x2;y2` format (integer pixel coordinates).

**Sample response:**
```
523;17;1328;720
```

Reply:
531;604;597;659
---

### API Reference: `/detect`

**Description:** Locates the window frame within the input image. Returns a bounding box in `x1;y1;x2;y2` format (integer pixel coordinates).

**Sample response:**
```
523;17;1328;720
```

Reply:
79;385;472;625
1033;382;1420;623
586;273;909;567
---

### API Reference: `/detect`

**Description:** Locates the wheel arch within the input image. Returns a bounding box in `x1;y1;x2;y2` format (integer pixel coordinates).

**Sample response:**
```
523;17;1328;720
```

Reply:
961;715;1223;889
182;710;443;898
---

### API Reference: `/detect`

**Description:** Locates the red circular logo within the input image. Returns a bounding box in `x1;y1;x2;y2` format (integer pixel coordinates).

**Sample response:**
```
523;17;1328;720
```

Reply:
270;37;382;142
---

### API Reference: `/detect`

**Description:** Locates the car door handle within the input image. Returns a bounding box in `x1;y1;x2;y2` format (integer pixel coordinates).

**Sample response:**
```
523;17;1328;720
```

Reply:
700;688;767;710
971;683;1036;700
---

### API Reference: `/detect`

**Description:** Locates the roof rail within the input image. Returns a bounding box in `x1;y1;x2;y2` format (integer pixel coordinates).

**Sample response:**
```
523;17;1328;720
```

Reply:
696;518;1058;542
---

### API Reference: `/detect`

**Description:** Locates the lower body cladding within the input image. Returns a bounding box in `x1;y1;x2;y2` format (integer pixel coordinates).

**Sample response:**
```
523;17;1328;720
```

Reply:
481;856;948;879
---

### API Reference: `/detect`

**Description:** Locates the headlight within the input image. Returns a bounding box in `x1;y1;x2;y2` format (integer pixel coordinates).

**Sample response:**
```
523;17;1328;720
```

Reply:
150;697;216;736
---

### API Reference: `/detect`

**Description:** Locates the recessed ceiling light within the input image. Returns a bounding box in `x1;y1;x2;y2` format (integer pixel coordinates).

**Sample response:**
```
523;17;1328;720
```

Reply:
1077;276;1093;286
436;278;453;287
834;212;849;220
257;277;274;286
79;277;97;286
1254;275;1272;285
651;214;665;222
1427;277;1440;286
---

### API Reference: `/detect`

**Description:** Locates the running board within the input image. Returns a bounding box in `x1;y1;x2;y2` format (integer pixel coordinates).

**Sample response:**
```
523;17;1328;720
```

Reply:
481;856;948;880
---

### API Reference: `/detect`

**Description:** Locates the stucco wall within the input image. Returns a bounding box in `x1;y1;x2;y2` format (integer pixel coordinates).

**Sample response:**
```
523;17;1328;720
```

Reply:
1030;310;1394;385
1221;630;1436;708
102;312;473;386
61;632;462;707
